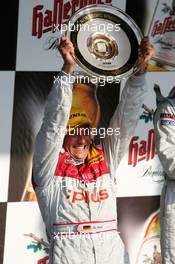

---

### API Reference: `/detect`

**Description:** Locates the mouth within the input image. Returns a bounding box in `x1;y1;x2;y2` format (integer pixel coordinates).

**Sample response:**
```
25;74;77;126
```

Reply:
69;144;89;160
73;145;87;150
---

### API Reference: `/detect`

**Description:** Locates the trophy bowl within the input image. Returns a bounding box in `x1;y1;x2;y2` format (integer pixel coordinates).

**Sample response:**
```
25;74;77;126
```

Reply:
66;4;143;79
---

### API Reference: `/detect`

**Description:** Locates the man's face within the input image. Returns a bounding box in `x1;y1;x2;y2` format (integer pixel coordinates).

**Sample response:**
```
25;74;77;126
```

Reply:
63;125;92;160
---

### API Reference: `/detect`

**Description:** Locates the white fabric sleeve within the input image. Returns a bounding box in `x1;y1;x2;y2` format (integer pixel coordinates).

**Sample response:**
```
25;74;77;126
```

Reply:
154;100;175;180
33;71;73;188
103;74;147;175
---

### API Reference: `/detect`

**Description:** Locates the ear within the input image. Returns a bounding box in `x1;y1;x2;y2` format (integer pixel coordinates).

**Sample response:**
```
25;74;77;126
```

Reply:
168;86;175;99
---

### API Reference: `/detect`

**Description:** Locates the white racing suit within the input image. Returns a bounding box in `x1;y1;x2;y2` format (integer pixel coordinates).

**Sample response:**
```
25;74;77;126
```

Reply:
33;71;147;264
154;98;175;264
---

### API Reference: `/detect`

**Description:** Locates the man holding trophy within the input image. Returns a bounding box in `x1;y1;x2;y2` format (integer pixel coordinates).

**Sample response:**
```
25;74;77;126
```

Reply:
32;5;154;263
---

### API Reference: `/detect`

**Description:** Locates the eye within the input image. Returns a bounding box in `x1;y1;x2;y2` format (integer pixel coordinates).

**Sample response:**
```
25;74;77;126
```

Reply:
71;134;78;138
84;130;90;136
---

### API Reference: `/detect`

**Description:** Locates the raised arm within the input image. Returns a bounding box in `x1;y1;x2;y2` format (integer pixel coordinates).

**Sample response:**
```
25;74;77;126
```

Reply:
103;38;154;173
33;37;75;188
154;100;175;180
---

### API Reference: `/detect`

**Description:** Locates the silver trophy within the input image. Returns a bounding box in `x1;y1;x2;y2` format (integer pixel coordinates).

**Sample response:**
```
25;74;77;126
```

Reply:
65;4;143;79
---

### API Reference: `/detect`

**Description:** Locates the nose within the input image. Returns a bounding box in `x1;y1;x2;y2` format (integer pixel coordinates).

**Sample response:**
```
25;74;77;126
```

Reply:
76;135;86;144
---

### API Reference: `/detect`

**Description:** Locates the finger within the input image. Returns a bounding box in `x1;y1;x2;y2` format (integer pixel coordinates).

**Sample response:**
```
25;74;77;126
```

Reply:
70;51;76;61
66;42;74;49
61;36;69;42
59;41;67;49
138;45;155;57
59;42;71;51
63;38;74;48
60;36;71;47
60;42;74;53
140;40;154;48
140;36;149;43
